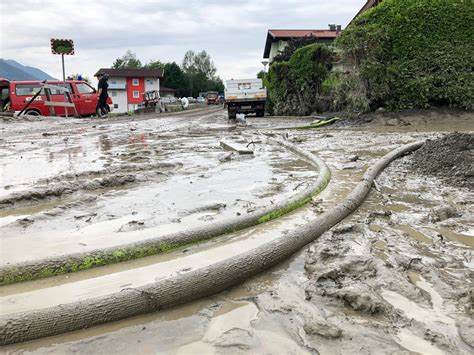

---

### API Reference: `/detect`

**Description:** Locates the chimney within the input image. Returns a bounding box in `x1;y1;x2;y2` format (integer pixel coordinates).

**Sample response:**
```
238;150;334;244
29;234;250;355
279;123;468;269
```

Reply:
328;24;336;31
336;25;342;33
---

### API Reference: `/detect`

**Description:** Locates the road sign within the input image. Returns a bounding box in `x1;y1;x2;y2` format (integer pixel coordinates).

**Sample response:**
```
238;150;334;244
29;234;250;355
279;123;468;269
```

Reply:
50;38;75;55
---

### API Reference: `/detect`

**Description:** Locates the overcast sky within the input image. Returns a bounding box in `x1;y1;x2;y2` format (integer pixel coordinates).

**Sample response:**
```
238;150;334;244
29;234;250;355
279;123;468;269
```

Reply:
1;0;364;85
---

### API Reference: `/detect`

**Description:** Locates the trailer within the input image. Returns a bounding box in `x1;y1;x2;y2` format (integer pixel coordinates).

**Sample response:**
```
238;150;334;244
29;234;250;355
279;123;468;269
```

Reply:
224;79;266;119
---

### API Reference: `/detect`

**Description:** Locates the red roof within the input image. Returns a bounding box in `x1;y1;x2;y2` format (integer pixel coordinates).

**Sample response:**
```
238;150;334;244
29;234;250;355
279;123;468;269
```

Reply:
94;68;164;78
268;29;338;39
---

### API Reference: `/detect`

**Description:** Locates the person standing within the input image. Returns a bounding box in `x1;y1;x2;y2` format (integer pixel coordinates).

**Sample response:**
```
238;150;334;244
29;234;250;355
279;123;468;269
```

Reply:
96;72;109;118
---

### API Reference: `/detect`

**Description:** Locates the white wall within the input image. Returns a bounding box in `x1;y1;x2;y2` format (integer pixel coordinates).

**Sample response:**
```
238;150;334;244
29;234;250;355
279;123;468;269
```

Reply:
144;77;160;92
109;90;127;113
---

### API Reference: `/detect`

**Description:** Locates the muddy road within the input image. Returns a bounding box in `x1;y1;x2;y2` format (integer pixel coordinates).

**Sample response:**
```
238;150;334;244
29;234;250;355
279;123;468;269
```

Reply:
1;107;473;354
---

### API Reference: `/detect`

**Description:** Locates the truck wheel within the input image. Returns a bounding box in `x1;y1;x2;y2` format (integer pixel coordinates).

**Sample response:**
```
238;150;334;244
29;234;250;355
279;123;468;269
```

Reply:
25;109;40;116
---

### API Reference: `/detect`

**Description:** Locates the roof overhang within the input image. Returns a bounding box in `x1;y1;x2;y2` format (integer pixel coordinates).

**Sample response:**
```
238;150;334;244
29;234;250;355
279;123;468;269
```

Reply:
263;30;338;58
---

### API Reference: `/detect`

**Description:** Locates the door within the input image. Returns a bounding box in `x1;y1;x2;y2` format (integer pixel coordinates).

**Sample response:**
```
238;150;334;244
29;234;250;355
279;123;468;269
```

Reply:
74;82;97;115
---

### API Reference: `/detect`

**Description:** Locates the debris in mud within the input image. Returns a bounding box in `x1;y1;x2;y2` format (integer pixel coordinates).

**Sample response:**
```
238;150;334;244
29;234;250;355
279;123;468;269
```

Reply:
218;152;235;162
303;320;342;338
74;213;98;220
347;154;359;162
179;203;226;216
118;220;146;232
17;217;34;227
430;205;460;222
410;133;473;189
332;224;356;235
213;328;256;349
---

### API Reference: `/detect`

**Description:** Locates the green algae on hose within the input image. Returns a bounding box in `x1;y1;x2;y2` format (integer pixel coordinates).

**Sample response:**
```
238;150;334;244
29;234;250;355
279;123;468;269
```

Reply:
258;170;330;224
0;137;331;286
0;242;199;286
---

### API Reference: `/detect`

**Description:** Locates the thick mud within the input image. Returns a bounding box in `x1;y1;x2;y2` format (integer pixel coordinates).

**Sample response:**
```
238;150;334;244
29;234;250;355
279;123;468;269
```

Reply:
0;108;318;265
1;108;473;354
411;132;473;189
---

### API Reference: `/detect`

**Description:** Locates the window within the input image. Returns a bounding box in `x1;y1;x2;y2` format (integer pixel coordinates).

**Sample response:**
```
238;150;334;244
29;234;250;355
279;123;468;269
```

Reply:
111;91;117;97
111;80;117;84
15;83;72;96
146;79;153;84
114;104;118;109
76;83;95;94
133;91;140;98
55;83;73;94
15;84;43;96
132;78;139;86
238;83;251;90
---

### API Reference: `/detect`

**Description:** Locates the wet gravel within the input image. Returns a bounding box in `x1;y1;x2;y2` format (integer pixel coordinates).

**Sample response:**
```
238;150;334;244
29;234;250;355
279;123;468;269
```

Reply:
411;133;474;189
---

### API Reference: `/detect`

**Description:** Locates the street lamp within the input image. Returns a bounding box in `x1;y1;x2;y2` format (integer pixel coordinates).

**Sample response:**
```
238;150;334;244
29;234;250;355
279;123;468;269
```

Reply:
261;60;269;82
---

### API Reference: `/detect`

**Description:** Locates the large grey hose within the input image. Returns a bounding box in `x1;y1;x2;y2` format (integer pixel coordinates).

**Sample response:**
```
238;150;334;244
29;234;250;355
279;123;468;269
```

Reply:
0;137;330;285
0;140;423;345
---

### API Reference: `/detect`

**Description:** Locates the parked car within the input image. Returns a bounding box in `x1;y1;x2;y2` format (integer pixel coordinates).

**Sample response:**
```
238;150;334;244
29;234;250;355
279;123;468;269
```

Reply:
0;78;113;117
205;91;219;105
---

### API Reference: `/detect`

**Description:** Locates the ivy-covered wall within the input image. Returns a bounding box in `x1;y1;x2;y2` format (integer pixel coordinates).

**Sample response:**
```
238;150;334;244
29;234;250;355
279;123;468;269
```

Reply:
265;44;333;115
336;0;473;111
265;0;473;115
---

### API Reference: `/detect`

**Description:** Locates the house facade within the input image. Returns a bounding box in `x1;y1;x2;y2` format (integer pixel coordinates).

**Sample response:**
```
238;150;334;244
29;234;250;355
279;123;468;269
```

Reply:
159;86;176;98
263;25;341;63
94;68;164;113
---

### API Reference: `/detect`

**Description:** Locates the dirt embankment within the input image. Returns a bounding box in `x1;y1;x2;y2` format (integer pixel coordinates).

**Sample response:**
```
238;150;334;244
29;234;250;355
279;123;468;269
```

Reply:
411;133;473;190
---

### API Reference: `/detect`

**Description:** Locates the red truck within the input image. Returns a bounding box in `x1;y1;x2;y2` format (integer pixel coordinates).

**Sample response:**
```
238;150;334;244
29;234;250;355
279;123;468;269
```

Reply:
0;78;113;117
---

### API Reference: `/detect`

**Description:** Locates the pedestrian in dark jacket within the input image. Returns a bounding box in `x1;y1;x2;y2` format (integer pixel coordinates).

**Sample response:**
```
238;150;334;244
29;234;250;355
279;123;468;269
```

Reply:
95;72;109;118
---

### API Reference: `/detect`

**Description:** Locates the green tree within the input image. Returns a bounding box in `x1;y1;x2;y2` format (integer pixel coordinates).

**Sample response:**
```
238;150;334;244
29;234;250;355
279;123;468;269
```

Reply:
181;50;222;96
162;62;187;97
112;50;142;69
182;50;217;78
144;59;165;70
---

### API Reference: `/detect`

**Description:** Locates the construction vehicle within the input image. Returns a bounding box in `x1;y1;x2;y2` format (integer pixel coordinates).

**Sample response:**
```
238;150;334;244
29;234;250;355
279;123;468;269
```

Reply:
224;78;266;119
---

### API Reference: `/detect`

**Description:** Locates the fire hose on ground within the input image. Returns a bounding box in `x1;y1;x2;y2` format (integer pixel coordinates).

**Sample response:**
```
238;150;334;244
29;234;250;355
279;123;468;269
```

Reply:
0;140;424;345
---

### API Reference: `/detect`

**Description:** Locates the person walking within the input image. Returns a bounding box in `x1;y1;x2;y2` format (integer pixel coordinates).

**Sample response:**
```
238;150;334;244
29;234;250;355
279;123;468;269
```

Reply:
95;72;109;118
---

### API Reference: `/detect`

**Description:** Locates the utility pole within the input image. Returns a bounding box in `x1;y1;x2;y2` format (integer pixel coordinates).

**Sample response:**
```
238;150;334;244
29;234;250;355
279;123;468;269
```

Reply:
61;53;67;118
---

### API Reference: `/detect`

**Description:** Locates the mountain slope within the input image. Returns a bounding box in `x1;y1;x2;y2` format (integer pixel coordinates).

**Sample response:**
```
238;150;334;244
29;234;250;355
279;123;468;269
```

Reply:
0;59;56;80
5;59;56;80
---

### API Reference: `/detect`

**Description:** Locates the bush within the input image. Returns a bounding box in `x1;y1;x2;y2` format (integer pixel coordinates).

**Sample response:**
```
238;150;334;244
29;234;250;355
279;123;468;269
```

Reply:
265;44;334;115
337;0;474;110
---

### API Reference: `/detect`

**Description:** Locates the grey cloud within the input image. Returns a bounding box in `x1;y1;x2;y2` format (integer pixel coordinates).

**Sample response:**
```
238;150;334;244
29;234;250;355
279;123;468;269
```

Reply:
2;0;364;81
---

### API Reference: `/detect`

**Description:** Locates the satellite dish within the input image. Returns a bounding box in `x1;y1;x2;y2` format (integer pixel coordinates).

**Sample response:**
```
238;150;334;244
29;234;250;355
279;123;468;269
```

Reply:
181;97;189;109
